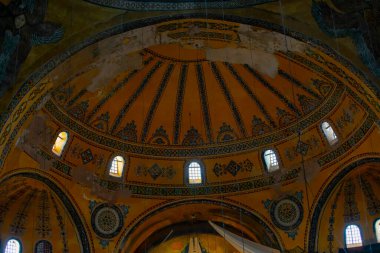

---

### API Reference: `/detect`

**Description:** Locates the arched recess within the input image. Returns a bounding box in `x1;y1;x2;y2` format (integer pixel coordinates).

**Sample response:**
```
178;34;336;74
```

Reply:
308;157;380;252
116;199;284;252
0;170;92;253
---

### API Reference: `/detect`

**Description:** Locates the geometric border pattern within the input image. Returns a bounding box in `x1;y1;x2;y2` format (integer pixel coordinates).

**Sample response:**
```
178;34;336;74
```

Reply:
84;0;276;11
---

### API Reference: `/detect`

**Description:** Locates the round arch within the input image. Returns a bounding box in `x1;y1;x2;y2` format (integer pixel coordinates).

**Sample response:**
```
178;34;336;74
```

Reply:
116;198;284;252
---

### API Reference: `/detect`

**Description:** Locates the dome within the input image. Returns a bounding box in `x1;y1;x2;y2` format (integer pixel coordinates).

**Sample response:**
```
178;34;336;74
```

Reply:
0;2;380;253
51;19;333;150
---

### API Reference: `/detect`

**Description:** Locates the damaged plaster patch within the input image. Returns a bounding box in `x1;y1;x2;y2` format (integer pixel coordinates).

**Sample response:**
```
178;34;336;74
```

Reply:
75;22;309;91
238;25;307;53
87;52;143;92
205;48;279;78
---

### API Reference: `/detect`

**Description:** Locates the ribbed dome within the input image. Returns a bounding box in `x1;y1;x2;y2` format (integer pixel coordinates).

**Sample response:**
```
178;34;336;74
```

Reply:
51;19;334;148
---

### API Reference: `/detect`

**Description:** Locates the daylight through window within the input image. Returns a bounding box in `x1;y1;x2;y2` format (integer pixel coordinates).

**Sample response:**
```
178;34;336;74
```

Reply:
345;224;363;248
109;156;124;177
321;121;338;145
263;149;280;172
375;219;380;243
5;239;21;253
188;162;202;184
52;131;68;156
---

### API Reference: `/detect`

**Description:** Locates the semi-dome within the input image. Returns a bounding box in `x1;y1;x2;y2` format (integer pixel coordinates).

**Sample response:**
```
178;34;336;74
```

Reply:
0;175;87;252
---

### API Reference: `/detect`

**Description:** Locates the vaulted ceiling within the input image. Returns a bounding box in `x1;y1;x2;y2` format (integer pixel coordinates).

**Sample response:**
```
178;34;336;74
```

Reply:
1;1;380;253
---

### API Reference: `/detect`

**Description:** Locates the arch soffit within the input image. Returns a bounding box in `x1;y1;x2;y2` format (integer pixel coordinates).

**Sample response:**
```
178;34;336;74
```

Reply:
116;198;285;252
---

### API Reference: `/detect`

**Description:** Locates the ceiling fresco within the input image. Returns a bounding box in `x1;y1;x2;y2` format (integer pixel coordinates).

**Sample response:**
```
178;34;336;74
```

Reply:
44;18;369;151
1;1;380;252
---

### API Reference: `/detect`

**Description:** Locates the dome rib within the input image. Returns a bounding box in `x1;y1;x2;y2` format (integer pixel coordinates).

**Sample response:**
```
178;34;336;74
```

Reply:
210;62;247;137
224;62;277;128
86;68;140;122
195;63;213;143
244;64;302;117
141;63;175;143
110;60;163;134
278;69;322;100
173;64;188;144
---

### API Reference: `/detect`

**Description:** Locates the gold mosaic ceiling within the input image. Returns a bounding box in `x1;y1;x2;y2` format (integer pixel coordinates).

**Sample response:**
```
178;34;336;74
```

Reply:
50;19;335;148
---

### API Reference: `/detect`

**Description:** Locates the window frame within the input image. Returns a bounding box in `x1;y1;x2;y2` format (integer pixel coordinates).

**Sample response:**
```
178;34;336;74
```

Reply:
320;120;339;146
184;159;205;186
344;224;363;249
108;155;126;178
262;148;281;173
374;218;380;243
34;240;52;253
52;130;69;157
4;238;22;253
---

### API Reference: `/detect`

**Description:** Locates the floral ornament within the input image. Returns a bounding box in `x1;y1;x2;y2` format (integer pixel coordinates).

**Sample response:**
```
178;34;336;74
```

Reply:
0;0;64;96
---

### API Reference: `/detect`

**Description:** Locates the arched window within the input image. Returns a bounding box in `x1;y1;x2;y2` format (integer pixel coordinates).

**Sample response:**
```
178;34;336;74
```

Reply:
345;224;363;248
4;239;21;253
375;219;380;243
35;240;52;253
187;161;203;185
263;149;280;172
321;121;338;145
109;156;125;177
52;131;68;156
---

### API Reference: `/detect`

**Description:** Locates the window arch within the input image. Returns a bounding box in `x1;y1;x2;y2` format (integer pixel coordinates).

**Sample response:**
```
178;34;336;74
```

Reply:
185;160;204;185
263;149;280;172
321;121;338;145
4;239;21;253
345;224;363;248
109;156;125;177
52;131;68;156
375;219;380;243
35;240;52;253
